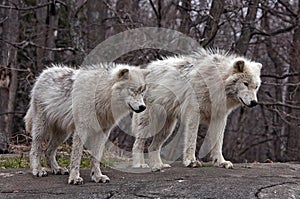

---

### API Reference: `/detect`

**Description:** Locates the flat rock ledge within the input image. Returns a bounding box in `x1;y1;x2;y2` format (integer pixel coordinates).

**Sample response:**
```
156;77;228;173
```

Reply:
1;162;300;198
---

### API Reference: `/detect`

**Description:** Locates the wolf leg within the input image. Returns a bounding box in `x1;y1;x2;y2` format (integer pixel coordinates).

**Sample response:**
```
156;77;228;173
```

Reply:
132;138;148;168
210;122;233;169
182;113;202;168
88;131;110;183
90;157;110;183
132;113;149;168
45;129;71;175
68;132;84;185
200;115;233;169
30;115;48;177
148;117;177;171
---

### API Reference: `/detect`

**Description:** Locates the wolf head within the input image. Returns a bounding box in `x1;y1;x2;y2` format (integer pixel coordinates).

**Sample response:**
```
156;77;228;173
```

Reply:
111;66;147;114
226;59;262;108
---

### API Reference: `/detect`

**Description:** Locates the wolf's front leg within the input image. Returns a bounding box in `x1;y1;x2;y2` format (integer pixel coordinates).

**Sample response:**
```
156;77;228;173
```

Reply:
210;130;233;169
132;112;150;168
68;133;84;185
132;137;149;168
200;115;233;169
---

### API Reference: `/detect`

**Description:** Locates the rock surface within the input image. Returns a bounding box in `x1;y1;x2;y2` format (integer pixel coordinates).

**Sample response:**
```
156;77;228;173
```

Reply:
1;162;300;198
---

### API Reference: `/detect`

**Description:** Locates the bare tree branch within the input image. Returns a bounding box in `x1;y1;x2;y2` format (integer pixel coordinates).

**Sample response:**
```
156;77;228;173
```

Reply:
103;0;125;25
0;16;8;24
261;72;300;79
149;0;161;27
259;102;300;109
238;138;274;157
0;39;75;52
253;24;297;36
0;2;53;11
278;0;298;17
201;0;225;47
0;112;25;116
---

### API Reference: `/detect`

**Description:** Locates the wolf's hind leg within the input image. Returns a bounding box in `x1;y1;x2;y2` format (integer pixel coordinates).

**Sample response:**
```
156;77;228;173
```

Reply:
182;113;202;168
68;132;84;185
87;131;110;183
148;118;177;171
45;129;71;175
30;116;48;177
90;157;110;183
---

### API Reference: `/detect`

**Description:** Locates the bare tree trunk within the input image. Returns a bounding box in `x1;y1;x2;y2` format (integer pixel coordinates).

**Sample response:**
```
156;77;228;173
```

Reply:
114;0;140;32
179;0;191;35
47;1;59;60
234;0;259;54
286;0;300;160
0;0;19;152
35;0;59;69
0;85;9;152
87;0;107;50
35;0;48;68
68;0;86;62
201;0;224;48
261;10;285;161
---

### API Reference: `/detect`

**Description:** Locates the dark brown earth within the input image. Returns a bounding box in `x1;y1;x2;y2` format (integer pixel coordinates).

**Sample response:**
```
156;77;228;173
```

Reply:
1;162;300;198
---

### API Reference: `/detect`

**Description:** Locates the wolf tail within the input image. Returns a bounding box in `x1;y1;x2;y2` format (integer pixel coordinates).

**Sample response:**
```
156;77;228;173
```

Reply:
24;106;32;133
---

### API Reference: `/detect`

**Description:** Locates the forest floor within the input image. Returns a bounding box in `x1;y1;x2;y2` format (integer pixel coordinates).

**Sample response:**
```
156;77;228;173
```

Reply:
0;161;300;198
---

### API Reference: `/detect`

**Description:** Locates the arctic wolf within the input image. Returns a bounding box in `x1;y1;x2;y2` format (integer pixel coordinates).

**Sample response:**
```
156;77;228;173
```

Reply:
25;63;147;184
132;48;262;171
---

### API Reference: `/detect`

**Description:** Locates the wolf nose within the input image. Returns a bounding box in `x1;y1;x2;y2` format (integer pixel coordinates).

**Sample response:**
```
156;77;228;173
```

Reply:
138;105;146;112
250;100;258;107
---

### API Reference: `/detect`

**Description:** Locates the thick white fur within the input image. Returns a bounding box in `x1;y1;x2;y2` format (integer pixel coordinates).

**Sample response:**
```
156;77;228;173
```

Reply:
132;48;262;171
25;63;147;184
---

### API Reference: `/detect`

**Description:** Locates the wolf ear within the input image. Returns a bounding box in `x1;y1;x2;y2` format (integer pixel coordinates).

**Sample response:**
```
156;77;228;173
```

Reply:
257;63;263;70
118;68;129;80
233;60;245;73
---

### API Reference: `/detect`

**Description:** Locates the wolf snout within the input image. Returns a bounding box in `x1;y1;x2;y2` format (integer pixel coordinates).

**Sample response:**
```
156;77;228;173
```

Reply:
136;105;146;113
128;103;146;113
249;100;258;107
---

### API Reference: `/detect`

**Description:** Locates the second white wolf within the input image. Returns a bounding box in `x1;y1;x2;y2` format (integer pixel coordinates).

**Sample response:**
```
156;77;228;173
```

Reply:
132;48;262;171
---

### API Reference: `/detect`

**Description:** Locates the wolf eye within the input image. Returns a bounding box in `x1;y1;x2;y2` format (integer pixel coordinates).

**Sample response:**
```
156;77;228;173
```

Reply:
255;85;258;89
243;82;249;87
129;88;135;93
141;85;147;93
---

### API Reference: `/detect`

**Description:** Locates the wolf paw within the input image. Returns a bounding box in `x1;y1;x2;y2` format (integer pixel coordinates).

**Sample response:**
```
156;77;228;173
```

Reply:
213;160;233;169
151;163;171;172
184;160;202;168
219;161;233;169
91;174;110;183
68;176;84;185
32;168;48;177
52;167;69;175
132;163;149;168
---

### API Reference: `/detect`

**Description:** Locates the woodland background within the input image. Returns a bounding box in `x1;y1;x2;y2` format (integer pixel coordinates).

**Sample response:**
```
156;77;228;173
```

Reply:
0;0;299;163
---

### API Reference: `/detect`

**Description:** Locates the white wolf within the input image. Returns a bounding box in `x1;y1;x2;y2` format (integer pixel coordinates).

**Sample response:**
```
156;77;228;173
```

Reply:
132;49;262;171
25;63;147;184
